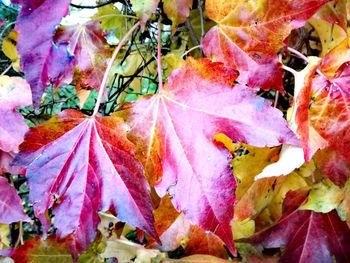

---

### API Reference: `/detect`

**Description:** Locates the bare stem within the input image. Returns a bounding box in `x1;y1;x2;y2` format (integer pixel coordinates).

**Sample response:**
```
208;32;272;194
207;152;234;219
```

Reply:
157;18;163;91
182;45;202;58
1;64;12;76
92;22;140;116
274;91;279;108
287;46;308;62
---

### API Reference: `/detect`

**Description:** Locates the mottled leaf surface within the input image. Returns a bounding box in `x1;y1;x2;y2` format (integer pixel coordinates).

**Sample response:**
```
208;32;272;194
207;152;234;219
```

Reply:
297;62;350;163
118;58;298;254
54;21;112;90
11;236;73;263
203;0;327;91
241;190;350;263
14;110;156;254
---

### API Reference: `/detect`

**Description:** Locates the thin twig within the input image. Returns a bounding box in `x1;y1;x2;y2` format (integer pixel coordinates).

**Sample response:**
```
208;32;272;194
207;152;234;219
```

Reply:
273;91;279;108
70;0;119;9
197;0;205;57
182;45;201;58
157;18;163;91
92;22;140;116
185;18;200;46
287;46;342;90
14;221;23;247
1;64;12;75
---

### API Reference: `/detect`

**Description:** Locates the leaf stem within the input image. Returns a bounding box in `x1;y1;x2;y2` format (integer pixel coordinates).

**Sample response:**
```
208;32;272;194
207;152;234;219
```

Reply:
182;45;202;58
92;21;140;116
157;18;163;91
286;47;308;62
287;47;342;90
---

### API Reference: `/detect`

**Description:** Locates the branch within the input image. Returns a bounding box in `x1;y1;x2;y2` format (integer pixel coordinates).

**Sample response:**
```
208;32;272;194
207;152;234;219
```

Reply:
70;0;119;9
185;18;200;46
92;21;140;116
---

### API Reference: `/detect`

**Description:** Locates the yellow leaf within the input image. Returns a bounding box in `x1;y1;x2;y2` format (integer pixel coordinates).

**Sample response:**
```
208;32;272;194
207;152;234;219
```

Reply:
309;18;347;57
232;145;280;200
300;179;343;213
2;31;20;72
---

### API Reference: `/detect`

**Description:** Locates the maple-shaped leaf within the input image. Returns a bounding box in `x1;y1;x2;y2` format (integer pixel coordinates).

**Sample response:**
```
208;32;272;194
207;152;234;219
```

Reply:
240;189;350;263
163;0;193;30
0;176;29;224
13;0;72;106
13;110;156;254
54;21;112;90
11;236;73;263
117;58;298;255
296;62;350;163
202;0;328;91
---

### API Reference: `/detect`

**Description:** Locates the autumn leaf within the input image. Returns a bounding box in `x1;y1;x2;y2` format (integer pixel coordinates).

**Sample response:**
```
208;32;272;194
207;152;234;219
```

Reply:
163;255;233;263
13;110;156;254
163;0;193;30
313;0;348;32
13;0;72;106
314;147;350;187
0;176;29;224
117;58;298;254
11;236;73;263
130;0;160;27
54;21;112;90
152;196;227;258
0;76;31;153
94;4;131;41
2;30;20;71
203;0;328;91
100;238;165;262
297;62;350;163
240;189;350;263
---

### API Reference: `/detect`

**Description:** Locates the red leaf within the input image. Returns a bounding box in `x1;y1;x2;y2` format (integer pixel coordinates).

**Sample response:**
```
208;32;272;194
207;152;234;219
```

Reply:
0;176;29;224
203;0;328;91
296;63;350;162
118;58;298;255
14;110;156;254
14;0;72;106
11;236;73;263
203;27;284;92
54;21;112;90
240;189;350;263
314;147;350;187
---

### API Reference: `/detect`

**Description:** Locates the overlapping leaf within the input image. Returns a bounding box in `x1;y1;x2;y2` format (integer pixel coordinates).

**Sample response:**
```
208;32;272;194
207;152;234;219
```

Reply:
202;0;328;91
0;76;32;174
14;110;156;254
163;0;193;30
152;196;228;258
117;58;298;254
0;176;29;224
240;189;350;263
130;0;160;27
13;0;72;106
11;236;73;263
54;21;112;90
296;62;350;163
